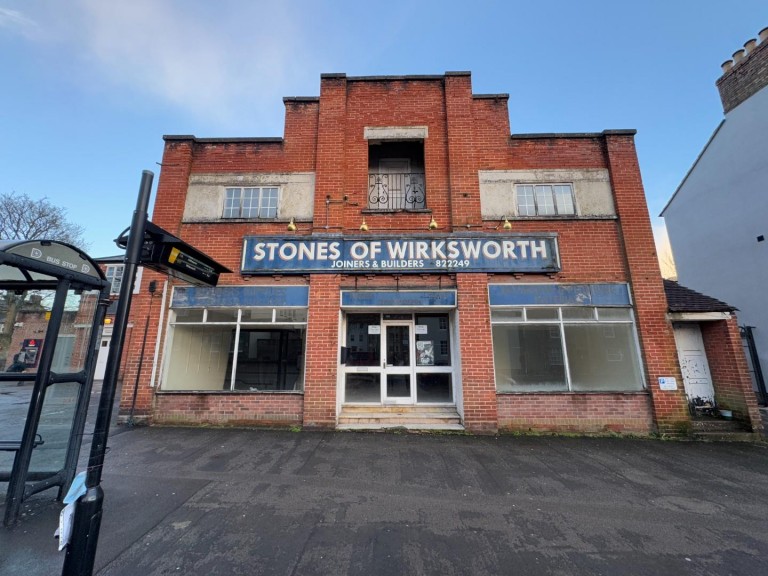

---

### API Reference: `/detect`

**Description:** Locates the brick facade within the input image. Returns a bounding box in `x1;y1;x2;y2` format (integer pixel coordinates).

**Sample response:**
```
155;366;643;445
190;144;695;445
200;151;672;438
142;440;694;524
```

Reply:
117;71;698;435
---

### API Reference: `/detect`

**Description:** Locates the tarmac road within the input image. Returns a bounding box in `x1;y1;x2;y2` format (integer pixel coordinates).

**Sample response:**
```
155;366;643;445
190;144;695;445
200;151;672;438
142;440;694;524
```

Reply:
2;422;768;576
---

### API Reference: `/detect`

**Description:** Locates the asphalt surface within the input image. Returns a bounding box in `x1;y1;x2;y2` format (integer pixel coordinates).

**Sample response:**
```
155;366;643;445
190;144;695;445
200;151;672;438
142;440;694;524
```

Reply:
2;384;768;575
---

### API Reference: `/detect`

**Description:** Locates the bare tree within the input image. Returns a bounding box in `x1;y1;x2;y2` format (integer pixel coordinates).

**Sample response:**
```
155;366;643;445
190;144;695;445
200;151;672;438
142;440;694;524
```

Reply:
0;191;87;247
1;191;89;366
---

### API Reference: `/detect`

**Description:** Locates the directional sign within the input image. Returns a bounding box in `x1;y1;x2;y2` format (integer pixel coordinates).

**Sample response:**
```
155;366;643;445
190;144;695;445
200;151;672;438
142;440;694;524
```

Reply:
116;221;230;286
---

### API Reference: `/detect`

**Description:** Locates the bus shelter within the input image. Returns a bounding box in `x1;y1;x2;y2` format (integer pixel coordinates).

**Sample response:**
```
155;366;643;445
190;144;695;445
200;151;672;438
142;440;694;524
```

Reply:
0;240;110;526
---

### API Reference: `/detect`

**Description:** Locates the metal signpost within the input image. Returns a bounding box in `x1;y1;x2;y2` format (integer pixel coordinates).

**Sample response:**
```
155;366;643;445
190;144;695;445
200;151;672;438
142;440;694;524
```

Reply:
62;171;229;576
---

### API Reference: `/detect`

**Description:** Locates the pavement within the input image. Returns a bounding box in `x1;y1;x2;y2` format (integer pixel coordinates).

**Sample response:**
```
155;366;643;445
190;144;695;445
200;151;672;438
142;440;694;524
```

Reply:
2;383;768;575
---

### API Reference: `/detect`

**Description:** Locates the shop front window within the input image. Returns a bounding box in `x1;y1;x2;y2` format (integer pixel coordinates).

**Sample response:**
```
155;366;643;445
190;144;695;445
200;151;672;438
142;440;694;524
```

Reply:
491;306;644;393
163;306;306;392
344;314;380;367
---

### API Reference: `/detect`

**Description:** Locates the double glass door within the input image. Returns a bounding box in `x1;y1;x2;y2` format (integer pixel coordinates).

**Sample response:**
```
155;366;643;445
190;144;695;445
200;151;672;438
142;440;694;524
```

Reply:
343;313;453;405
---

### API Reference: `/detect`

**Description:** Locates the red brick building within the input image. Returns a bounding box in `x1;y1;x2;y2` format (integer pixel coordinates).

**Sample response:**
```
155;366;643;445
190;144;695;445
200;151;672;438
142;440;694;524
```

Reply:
117;71;741;435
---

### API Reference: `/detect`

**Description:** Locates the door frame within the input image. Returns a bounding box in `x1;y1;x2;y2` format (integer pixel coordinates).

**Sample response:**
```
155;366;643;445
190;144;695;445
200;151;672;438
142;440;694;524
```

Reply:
382;319;416;404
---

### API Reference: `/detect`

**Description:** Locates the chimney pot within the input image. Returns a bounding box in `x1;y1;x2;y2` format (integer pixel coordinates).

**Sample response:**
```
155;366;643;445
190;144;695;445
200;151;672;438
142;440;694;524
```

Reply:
744;38;757;55
733;48;746;64
759;27;768;43
721;59;734;73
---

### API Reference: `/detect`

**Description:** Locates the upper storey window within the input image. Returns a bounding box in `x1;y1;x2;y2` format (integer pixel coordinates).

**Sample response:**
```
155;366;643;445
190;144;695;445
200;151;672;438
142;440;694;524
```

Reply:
368;141;426;211
516;184;575;216
105;264;124;295
223;187;278;219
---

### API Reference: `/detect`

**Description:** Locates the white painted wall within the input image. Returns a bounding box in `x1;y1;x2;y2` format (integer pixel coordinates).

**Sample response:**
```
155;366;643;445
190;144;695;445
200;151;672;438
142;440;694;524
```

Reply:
478;169;616;219
663;85;768;384
183;172;315;222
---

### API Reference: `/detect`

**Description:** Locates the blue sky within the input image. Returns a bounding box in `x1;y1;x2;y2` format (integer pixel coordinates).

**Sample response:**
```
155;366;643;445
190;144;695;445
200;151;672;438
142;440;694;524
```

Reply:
1;1;766;260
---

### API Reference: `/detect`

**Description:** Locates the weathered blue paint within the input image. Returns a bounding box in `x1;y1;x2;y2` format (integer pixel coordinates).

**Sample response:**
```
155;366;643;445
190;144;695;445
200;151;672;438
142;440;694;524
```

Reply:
341;290;457;308
488;283;630;307
241;235;559;274
172;285;309;308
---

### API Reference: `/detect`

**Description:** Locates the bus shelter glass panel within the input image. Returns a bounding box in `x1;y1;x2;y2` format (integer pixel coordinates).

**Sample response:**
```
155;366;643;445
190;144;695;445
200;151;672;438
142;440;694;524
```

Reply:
28;381;80;473
0;289;98;374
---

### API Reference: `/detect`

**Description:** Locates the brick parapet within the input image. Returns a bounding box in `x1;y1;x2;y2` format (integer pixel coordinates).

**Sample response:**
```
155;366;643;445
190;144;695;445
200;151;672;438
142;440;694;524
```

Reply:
717;39;768;114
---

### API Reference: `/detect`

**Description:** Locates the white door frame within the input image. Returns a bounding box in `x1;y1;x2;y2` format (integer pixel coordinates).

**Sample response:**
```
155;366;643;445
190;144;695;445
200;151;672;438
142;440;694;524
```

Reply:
382;320;415;404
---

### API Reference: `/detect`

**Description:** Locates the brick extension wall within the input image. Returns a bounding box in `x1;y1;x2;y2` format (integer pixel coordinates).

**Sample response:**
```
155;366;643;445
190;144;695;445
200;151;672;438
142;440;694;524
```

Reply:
701;317;763;432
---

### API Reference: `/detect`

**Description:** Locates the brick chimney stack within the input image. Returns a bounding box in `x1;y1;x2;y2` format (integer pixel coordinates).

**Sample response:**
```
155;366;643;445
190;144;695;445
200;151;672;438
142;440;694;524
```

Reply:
716;27;768;114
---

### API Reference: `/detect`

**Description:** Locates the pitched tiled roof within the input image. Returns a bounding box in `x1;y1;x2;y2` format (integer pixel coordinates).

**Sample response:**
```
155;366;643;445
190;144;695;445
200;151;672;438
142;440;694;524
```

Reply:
663;279;737;313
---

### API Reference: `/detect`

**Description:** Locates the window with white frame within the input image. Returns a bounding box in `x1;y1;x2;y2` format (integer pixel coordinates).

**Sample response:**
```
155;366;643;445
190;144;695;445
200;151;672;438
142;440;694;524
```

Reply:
516;184;576;216
163;306;307;392
491;306;644;392
223;187;279;219
105;265;124;295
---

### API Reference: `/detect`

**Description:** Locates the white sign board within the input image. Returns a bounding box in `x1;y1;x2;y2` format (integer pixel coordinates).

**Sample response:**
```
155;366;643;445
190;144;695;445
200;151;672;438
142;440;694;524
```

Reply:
415;325;428;334
658;377;678;391
368;325;381;335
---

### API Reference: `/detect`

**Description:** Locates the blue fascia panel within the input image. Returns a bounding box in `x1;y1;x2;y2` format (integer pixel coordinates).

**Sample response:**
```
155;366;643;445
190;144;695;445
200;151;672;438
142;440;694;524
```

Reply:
341;290;457;308
172;285;309;308
488;284;630;307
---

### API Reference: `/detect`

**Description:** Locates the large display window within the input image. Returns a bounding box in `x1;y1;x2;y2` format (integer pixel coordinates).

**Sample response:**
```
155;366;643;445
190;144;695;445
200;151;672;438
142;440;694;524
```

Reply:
492;306;644;393
163;306;306;392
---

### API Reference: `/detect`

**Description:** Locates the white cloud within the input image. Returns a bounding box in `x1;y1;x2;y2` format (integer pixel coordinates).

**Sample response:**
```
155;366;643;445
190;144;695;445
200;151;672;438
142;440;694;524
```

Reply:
0;7;39;37
63;0;318;131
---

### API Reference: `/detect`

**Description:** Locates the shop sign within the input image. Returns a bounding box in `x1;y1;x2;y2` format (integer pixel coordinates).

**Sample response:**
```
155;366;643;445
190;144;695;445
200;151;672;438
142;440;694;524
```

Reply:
242;235;559;274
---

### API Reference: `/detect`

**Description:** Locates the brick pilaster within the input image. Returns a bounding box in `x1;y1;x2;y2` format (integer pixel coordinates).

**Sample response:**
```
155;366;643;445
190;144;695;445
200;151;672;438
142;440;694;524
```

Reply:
314;74;347;231
605;132;690;435
457;273;498;433
303;274;341;428
445;72;481;230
